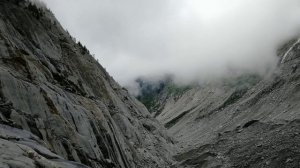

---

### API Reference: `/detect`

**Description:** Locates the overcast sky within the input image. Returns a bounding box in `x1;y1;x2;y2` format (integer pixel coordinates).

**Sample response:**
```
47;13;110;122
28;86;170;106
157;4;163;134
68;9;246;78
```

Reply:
40;0;300;90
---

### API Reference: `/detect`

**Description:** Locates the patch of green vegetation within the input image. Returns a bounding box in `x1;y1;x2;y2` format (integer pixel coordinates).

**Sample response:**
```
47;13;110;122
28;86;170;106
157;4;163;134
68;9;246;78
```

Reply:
166;84;191;96
137;94;156;110
136;78;192;112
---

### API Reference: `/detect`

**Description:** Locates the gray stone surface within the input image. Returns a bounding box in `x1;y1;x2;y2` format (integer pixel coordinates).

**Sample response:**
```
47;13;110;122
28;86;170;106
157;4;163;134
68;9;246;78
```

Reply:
0;1;175;167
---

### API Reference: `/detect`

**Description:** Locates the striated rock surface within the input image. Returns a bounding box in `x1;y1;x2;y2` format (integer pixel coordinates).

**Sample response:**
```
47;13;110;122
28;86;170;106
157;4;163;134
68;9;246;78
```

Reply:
0;1;175;167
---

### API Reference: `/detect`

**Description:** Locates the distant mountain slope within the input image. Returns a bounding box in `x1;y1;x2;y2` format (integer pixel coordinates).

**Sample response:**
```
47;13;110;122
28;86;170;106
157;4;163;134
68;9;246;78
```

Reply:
137;38;300;167
0;1;175;167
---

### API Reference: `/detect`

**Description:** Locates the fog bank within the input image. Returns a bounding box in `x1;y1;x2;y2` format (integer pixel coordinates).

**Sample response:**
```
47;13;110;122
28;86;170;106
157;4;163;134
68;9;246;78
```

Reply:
43;0;300;90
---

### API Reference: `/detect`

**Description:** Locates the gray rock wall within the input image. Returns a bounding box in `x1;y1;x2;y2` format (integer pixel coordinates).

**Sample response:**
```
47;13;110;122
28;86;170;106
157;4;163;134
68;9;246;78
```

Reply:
0;1;175;167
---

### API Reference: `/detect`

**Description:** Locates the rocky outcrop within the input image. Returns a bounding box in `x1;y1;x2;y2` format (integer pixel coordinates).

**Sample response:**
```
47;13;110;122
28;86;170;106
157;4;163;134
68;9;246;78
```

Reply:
0;1;175;167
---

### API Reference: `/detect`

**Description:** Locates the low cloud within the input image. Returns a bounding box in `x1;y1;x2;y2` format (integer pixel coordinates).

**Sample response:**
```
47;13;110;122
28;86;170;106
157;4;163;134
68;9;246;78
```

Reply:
44;0;300;90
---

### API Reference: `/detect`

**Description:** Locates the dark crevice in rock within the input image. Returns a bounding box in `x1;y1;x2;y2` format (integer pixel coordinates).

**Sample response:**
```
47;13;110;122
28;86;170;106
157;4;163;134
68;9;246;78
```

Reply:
40;88;59;115
61;140;75;161
246;78;285;107
243;120;260;128
32;149;61;160
0;101;13;119
0;135;21;141
27;119;43;140
142;122;156;132
164;107;195;129
96;134;110;159
0;119;22;129
75;148;93;167
89;120;110;159
69;112;78;132
107;121;131;168
216;88;248;111
51;72;86;96
195;88;248;121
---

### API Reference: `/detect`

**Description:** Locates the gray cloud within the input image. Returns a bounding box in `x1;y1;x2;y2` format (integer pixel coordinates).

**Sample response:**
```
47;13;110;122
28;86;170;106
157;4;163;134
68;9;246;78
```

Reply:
43;0;300;88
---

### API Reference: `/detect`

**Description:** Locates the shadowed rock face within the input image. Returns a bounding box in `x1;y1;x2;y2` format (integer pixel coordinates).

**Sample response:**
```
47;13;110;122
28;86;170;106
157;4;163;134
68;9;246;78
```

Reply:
0;1;175;167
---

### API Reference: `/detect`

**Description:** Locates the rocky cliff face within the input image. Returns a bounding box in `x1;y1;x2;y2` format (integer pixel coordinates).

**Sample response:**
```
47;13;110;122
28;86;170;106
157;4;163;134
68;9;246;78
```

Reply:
2;1;300;168
0;1;175;167
138;41;300;167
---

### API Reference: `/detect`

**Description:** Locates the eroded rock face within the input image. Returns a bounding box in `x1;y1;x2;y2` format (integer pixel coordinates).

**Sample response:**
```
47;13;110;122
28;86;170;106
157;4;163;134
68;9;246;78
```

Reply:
0;1;175;167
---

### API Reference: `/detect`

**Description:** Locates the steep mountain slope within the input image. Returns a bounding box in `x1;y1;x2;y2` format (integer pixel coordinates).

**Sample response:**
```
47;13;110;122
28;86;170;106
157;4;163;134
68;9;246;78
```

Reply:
136;77;192;116
138;39;300;167
0;1;175;167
